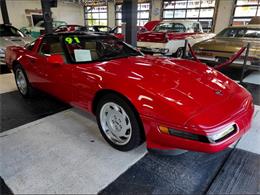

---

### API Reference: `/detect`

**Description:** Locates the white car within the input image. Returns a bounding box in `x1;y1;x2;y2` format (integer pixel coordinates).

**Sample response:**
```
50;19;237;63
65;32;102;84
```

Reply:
137;20;215;57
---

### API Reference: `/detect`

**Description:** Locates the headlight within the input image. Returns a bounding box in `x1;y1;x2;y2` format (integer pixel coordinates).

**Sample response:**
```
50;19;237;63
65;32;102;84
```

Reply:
0;48;6;54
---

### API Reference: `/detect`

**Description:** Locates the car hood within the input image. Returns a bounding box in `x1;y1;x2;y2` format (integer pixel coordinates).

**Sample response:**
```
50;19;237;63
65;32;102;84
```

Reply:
0;36;33;48
90;55;245;126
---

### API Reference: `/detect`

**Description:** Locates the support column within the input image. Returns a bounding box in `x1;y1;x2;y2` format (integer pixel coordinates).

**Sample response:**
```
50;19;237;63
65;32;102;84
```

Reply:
108;0;115;27
41;0;55;34
122;0;137;47
0;0;10;24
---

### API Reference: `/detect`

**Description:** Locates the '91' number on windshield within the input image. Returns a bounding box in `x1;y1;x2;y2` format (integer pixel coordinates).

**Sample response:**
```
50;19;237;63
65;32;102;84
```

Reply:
65;36;80;44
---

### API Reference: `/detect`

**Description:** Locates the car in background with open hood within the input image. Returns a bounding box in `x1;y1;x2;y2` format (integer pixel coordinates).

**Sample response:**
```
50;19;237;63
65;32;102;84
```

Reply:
20;20;68;38
137;20;215;57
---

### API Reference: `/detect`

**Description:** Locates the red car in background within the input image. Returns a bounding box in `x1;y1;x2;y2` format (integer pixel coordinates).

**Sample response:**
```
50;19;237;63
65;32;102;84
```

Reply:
137;20;215;57
5;32;254;153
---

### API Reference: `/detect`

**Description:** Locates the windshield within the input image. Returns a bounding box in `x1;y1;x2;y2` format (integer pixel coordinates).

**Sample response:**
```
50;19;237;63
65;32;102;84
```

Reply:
0;25;24;37
217;28;260;38
63;35;141;63
154;23;186;32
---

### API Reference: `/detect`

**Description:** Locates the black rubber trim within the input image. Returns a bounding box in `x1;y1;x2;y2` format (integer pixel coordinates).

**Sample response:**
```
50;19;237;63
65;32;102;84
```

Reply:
168;124;237;144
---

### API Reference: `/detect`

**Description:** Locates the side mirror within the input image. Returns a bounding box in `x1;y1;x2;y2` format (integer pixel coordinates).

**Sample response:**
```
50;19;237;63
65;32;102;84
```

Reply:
47;54;64;66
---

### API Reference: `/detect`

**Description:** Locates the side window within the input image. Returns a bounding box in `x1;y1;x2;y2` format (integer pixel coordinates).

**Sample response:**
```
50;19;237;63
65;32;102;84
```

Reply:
39;37;64;56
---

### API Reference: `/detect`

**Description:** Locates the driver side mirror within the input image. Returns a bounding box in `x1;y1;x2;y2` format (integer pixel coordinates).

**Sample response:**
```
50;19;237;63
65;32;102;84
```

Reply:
47;54;64;66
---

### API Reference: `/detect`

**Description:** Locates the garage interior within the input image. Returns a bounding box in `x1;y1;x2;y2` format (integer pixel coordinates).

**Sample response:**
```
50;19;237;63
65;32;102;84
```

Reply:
0;0;260;194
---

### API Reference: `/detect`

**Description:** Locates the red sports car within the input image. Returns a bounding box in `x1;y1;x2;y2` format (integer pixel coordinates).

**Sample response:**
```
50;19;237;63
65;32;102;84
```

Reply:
5;32;254;153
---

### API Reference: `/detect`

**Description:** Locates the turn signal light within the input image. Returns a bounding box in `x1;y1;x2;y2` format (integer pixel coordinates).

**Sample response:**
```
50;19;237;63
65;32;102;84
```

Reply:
159;126;169;134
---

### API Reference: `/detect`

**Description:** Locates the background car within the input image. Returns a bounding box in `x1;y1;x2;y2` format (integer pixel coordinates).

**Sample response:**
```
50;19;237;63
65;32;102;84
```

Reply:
5;32;254;153
0;24;34;65
192;24;260;67
20;20;68;38
137;20;215;57
87;25;125;40
54;24;86;33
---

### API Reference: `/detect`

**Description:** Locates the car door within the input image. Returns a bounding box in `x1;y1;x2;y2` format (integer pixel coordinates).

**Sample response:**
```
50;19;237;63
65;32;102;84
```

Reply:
62;35;102;110
37;36;73;103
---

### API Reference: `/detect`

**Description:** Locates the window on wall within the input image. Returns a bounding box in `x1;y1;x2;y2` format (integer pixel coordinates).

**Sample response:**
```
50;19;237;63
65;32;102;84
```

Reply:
116;4;122;27
85;6;108;26
162;0;216;32
137;3;150;26
232;0;260;26
115;1;151;32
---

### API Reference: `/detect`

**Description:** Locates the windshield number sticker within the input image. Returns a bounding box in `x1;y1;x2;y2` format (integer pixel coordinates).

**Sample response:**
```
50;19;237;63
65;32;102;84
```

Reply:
65;36;80;44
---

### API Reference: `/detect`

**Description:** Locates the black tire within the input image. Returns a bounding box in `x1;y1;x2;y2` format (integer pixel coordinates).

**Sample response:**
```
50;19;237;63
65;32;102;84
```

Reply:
174;47;184;58
96;94;143;151
13;64;34;98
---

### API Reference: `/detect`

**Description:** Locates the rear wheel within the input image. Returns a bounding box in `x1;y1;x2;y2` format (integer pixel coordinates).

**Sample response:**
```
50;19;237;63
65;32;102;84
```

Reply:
14;64;34;98
96;94;143;151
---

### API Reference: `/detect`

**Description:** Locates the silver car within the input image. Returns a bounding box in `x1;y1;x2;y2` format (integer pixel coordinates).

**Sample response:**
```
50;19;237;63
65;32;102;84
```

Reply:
0;24;34;64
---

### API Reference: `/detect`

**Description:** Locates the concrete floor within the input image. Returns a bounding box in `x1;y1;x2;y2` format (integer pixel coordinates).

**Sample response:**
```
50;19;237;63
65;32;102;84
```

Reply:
1;69;260;194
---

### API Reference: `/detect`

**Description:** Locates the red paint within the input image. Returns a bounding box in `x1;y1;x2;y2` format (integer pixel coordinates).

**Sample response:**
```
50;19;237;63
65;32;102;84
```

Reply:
6;34;254;153
143;20;161;31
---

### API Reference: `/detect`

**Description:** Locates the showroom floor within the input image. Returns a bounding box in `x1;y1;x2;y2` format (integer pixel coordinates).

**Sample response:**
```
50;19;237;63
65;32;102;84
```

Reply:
1;66;260;194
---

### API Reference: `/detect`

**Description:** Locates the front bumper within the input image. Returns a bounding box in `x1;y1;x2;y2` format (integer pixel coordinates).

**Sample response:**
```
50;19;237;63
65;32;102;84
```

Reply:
137;41;172;55
141;103;254;153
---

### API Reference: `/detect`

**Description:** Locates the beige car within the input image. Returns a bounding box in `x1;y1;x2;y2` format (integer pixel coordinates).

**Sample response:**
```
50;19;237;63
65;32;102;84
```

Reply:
192;25;260;67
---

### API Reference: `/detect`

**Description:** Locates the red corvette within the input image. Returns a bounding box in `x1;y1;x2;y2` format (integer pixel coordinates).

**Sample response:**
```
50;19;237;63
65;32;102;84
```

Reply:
5;32;254;153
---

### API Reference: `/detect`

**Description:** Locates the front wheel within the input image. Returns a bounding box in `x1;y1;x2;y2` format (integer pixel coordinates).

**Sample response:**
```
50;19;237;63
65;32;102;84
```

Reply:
14;64;34;97
96;94;143;151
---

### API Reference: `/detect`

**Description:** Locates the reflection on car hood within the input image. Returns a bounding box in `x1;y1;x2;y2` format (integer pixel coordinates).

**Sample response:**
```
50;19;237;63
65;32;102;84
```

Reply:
0;36;34;48
98;55;241;114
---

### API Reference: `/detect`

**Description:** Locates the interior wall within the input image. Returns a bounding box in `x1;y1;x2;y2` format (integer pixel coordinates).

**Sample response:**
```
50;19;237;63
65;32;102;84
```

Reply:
0;0;84;28
214;0;235;33
108;0;116;27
